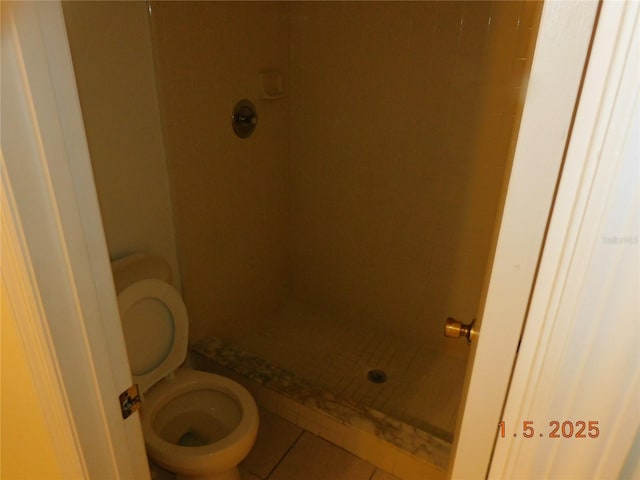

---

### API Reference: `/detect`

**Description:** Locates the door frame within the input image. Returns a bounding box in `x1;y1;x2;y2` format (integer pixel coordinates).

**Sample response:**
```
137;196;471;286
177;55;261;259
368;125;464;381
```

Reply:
2;1;625;479
1;2;150;479
448;1;599;477
489;0;639;476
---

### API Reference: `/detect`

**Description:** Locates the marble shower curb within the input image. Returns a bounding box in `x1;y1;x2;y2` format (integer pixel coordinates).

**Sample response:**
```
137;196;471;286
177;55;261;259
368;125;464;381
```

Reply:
191;337;450;480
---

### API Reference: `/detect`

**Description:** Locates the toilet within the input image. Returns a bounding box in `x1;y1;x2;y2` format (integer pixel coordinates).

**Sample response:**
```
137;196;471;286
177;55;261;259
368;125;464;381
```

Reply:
112;254;259;480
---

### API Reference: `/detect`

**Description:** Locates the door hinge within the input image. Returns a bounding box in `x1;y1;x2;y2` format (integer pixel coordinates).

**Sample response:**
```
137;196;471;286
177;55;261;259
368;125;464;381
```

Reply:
119;384;141;419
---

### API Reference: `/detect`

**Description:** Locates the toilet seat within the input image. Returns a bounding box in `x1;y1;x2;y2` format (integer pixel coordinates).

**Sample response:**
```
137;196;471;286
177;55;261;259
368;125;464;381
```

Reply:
141;369;259;476
118;279;189;393
113;254;259;480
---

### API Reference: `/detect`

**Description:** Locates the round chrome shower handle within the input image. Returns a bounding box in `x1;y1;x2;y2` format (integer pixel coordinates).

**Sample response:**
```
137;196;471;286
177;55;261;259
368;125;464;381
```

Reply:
234;111;257;126
232;99;258;138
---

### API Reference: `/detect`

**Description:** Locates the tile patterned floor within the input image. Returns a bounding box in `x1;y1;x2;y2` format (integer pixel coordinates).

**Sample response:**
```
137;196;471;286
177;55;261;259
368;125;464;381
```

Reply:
230;298;467;441
149;409;401;480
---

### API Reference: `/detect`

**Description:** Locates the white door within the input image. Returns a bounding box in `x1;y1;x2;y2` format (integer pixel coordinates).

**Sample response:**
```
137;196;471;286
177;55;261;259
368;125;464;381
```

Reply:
489;0;640;476
6;1;628;480
451;0;640;478
1;2;150;479
447;1;599;478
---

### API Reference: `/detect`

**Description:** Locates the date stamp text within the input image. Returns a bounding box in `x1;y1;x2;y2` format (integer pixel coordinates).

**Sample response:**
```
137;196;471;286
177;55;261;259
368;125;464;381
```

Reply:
498;421;599;438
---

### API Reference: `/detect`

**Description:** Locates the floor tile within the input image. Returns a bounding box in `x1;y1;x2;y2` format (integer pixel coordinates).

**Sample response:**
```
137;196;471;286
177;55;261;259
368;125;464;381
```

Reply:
241;408;303;479
148;459;175;480
269;432;375;480
372;469;402;480
239;467;262;480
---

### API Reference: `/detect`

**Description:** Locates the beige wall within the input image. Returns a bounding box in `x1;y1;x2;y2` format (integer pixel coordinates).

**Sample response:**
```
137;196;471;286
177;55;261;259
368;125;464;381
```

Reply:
74;1;539;352
1;287;64;480
63;1;180;289
150;2;291;343
289;2;540;354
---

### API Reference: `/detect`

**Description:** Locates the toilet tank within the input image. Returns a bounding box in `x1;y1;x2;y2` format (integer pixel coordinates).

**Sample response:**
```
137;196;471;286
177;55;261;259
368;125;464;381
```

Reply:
111;253;173;294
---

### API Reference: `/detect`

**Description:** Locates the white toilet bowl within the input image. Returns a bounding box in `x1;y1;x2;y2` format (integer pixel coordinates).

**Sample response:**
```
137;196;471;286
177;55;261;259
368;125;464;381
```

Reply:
113;254;259;480
142;369;258;480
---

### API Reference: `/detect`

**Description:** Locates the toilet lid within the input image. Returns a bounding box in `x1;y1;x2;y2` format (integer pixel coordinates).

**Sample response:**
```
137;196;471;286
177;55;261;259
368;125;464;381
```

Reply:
117;279;189;393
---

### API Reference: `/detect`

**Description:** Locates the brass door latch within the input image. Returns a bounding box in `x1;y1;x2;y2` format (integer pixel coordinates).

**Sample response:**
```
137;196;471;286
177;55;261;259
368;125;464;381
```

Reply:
444;317;476;345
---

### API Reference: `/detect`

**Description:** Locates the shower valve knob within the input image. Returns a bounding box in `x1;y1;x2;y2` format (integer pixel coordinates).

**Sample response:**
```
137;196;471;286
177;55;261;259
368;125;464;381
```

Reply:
232;99;258;138
237;113;257;126
444;317;476;345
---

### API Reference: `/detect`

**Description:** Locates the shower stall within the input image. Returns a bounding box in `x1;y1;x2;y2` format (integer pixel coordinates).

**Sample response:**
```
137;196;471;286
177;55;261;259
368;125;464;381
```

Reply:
63;0;540;475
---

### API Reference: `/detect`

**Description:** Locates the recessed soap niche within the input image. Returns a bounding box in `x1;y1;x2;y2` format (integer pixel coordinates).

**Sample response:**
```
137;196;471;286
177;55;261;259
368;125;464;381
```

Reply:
258;71;285;100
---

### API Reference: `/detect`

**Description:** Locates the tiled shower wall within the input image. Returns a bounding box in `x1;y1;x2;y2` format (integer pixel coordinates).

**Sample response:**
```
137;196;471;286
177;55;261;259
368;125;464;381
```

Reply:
289;1;540;356
150;2;291;342
149;1;540;351
63;2;181;289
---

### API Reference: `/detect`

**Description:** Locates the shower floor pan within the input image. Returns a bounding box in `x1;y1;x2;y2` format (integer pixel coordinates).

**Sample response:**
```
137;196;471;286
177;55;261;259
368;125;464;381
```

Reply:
190;299;466;478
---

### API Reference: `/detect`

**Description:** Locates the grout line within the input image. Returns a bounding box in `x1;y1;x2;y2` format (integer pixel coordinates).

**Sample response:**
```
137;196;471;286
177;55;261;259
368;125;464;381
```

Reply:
264;429;305;480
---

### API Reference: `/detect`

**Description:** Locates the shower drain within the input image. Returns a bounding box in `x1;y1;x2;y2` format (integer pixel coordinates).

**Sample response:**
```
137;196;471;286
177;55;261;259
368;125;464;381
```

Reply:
366;369;387;384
